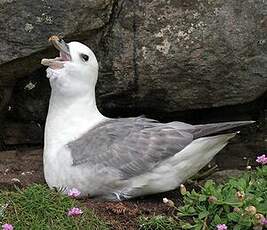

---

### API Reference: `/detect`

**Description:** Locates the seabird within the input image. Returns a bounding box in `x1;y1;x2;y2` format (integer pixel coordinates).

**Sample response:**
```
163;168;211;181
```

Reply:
41;36;254;200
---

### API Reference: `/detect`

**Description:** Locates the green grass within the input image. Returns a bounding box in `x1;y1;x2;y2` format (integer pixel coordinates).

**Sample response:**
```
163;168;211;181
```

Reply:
139;165;267;230
139;215;179;230
0;184;109;230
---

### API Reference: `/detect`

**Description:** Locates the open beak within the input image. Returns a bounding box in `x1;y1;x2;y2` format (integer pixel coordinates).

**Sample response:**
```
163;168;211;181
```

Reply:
41;36;71;69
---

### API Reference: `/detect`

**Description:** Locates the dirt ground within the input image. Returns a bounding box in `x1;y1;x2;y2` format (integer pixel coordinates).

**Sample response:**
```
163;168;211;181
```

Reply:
0;147;258;229
85;193;178;230
0;148;44;190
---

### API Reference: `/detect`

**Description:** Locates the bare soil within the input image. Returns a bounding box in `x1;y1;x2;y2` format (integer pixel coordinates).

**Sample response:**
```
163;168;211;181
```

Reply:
0;148;44;189
85;194;177;230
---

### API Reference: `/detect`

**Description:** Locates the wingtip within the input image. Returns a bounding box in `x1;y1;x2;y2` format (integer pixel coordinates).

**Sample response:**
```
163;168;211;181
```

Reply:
240;120;256;125
236;120;256;126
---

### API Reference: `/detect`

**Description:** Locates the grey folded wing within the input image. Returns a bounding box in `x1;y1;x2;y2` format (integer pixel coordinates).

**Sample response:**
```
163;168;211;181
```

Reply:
67;117;193;179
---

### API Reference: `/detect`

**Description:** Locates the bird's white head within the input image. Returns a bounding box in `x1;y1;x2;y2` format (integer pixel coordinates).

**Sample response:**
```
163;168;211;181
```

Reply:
41;36;98;98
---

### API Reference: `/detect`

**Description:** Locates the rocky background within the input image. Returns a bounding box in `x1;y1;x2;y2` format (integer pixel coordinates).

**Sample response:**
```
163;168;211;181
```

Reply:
0;0;266;168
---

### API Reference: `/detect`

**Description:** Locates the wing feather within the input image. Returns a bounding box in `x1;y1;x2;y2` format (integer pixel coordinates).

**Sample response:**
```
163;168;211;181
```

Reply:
67;117;253;180
67;117;193;179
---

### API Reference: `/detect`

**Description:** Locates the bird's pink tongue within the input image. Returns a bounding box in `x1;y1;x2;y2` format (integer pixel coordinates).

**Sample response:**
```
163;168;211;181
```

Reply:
41;51;71;69
41;57;64;69
41;35;71;69
60;51;71;61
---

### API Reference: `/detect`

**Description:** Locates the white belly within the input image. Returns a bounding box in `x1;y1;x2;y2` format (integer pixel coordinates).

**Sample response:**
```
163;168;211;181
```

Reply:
44;146;95;196
43;145;123;197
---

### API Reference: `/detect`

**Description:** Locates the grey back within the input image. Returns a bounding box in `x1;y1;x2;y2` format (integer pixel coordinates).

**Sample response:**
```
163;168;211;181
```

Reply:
67;117;193;179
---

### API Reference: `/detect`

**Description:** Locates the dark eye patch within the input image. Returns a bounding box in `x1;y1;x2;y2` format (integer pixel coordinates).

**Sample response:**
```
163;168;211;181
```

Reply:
81;54;89;62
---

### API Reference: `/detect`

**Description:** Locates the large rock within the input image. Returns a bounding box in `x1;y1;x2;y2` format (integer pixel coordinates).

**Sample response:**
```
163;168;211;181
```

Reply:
0;0;114;146
0;0;266;147
0;0;114;91
98;0;267;113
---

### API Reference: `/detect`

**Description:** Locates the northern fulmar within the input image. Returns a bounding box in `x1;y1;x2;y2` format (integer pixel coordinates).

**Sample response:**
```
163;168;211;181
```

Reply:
41;36;254;200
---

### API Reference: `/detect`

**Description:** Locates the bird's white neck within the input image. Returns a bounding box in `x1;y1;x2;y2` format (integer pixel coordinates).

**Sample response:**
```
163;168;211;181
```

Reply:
44;88;106;154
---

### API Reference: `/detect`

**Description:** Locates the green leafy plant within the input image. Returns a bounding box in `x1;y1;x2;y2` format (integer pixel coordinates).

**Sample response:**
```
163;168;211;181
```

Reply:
178;166;267;230
139;164;267;230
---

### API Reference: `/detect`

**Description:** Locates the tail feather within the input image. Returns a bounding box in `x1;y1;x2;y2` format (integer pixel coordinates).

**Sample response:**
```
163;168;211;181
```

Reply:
192;120;255;138
169;132;238;182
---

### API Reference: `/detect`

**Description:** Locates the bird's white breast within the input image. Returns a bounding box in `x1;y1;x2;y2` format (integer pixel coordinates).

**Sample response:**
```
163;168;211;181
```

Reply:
43;90;106;193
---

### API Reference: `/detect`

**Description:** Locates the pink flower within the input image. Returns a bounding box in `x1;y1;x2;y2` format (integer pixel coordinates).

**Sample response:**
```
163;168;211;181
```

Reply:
2;224;13;230
67;207;83;217
256;154;267;165
261;218;267;225
67;188;81;198
216;224;227;230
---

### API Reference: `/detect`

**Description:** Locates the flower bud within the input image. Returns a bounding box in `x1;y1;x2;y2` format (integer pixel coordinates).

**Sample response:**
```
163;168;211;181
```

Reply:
255;213;264;224
245;206;257;215
233;207;240;213
236;191;245;201
208;196;217;204
180;184;187;195
162;197;175;207
163;198;168;204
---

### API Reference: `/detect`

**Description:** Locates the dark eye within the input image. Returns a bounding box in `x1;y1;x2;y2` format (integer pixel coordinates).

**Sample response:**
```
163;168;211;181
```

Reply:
81;54;89;62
